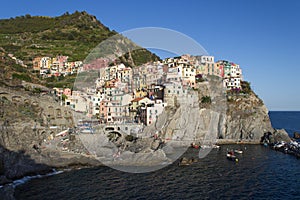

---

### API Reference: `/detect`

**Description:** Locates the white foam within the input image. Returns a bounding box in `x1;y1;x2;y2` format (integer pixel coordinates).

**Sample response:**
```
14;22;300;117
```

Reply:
0;169;64;189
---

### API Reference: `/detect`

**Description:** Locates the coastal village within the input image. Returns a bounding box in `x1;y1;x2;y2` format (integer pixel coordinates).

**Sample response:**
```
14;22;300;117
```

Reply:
32;55;83;77
7;52;300;164
1;11;300;197
31;54;243;128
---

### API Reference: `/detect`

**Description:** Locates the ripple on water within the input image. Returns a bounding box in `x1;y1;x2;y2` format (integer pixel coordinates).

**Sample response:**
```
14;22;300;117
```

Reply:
14;145;300;200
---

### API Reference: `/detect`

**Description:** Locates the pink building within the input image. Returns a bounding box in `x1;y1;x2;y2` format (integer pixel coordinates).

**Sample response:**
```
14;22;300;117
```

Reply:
63;88;72;96
83;58;109;71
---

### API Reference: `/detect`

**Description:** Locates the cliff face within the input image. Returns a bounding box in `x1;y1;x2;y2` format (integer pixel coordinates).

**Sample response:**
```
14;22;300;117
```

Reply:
183;76;274;144
0;76;276;182
0;85;101;185
224;93;273;141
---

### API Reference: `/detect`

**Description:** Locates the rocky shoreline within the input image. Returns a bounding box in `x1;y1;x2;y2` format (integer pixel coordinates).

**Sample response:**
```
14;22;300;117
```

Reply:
0;128;295;200
261;129;300;158
0;129;292;186
216;139;261;145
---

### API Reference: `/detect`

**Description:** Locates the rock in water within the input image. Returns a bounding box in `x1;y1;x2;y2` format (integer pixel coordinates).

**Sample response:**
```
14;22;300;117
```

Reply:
294;132;300;139
262;129;291;144
178;157;197;166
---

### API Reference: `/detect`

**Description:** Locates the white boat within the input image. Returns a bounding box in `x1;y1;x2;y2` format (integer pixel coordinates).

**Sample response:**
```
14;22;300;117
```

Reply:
226;151;237;160
234;149;243;154
274;141;285;149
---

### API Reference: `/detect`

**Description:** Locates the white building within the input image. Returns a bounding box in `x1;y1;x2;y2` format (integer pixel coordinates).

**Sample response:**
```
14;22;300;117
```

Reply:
199;55;214;64
65;95;89;113
164;82;187;107
140;99;167;126
91;95;103;115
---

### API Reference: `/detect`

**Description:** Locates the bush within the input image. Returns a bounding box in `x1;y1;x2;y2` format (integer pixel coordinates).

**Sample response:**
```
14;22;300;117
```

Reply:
12;73;32;82
12;63;27;73
241;81;252;94
32;87;42;93
125;134;137;142
201;96;211;104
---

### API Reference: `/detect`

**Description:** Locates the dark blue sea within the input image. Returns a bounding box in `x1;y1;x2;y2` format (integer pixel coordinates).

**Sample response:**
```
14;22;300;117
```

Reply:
15;111;300;200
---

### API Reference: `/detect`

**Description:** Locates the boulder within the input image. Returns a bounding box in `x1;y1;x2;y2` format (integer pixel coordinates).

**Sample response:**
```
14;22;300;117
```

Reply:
294;132;300;139
178;157;197;166
272;129;291;143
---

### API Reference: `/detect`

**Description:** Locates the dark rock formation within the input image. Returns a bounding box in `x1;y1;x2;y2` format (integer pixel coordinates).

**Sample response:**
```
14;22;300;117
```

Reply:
261;129;291;145
178;157;197;166
294;132;300;139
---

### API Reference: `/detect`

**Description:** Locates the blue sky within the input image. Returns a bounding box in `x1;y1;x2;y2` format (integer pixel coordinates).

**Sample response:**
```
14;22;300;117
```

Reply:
0;0;299;111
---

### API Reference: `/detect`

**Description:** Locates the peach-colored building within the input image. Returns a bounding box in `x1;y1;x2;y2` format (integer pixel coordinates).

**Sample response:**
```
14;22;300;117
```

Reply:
32;57;42;71
99;100;109;123
63;88;72;96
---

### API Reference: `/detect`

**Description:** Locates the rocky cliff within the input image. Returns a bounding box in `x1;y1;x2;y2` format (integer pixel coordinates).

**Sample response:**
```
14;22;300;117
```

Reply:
0;75;286;186
0;73;286;180
0;85;102;186
156;75;274;145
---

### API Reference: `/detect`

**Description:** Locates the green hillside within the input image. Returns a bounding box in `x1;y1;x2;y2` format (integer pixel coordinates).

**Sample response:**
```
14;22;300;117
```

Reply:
0;11;159;67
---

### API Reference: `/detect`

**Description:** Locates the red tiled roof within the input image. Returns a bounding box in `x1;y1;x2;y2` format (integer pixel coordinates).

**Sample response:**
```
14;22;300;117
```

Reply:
131;97;145;102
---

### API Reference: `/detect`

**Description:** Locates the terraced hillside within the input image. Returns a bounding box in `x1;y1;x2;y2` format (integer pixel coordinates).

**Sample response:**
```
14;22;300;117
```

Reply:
0;11;159;67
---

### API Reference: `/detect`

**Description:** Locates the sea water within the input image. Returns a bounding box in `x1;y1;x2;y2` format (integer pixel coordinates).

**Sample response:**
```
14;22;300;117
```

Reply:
15;111;300;199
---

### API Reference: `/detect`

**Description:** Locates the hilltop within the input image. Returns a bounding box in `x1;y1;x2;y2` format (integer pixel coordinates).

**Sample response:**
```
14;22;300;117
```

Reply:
0;11;159;66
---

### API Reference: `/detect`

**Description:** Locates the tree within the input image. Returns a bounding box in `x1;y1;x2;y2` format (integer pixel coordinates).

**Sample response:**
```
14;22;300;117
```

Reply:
241;81;252;94
201;96;211;104
62;94;68;101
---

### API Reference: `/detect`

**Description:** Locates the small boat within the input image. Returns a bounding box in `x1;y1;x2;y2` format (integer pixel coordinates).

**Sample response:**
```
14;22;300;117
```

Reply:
191;143;200;149
273;141;286;149
234;149;243;154
226;151;237;161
